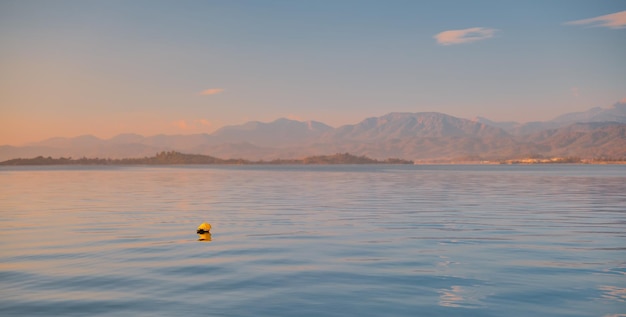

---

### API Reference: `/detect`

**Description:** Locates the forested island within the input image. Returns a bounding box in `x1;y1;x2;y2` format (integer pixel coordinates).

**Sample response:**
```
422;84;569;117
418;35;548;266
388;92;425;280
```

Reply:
0;151;414;166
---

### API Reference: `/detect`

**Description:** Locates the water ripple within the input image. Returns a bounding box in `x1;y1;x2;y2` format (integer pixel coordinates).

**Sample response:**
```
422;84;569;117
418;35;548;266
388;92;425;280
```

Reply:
1;165;625;316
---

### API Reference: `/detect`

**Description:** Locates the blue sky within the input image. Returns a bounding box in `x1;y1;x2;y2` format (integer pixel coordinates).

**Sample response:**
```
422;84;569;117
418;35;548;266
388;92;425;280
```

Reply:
1;0;625;144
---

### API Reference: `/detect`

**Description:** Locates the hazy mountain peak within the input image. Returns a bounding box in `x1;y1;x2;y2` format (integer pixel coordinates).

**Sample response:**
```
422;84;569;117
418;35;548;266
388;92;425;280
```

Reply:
611;99;626;110
476;99;626;135
331;112;507;141
2;106;624;162
549;103;626;126
30;134;103;148
109;133;145;144
272;117;298;123
550;106;604;123
210;117;332;147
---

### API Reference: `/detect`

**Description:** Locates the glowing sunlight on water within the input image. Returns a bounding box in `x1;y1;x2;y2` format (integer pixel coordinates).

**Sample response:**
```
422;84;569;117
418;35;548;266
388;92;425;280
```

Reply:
1;165;625;316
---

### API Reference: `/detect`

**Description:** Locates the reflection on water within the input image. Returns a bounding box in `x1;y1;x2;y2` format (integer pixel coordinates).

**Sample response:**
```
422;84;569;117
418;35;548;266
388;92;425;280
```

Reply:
197;232;212;242
438;285;464;307
438;285;487;308
599;285;626;302
0;165;625;317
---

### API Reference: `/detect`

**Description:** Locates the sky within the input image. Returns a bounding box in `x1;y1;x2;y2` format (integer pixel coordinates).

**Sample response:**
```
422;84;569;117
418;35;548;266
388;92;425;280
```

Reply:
1;0;625;145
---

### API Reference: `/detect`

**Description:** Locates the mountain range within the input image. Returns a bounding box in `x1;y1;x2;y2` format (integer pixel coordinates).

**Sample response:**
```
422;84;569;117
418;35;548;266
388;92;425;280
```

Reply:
2;101;625;162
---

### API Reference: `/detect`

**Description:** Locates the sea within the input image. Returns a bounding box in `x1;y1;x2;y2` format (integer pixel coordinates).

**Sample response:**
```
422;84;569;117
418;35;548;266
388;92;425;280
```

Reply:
0;164;625;317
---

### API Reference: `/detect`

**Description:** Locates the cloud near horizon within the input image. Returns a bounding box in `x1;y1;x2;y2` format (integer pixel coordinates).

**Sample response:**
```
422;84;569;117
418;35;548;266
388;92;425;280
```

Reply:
200;88;224;95
565;10;626;29
434;27;497;45
173;119;212;130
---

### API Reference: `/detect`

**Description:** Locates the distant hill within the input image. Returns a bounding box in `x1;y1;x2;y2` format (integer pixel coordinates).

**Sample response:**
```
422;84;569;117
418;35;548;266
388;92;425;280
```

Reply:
0;151;412;166
522;122;626;159
476;100;626;135
314;112;526;160
327;112;508;140
212;118;333;147
550;102;626;124
2;104;625;162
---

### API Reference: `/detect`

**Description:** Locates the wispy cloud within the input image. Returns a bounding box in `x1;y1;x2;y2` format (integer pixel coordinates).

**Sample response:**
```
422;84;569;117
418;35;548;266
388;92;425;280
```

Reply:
199;88;224;95
570;87;580;98
434;27;497;45
565;10;626;29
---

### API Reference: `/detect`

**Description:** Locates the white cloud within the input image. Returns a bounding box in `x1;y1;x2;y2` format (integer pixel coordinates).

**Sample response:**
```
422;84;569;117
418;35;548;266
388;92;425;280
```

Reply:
565;10;626;29
434;27;497;46
199;88;224;95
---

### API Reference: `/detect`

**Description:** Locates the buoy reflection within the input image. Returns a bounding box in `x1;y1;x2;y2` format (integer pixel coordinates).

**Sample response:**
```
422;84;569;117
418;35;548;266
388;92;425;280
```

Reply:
197;232;212;242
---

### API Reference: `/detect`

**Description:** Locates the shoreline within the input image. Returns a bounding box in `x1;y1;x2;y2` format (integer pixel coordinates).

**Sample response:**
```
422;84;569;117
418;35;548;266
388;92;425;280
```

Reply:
2;150;625;166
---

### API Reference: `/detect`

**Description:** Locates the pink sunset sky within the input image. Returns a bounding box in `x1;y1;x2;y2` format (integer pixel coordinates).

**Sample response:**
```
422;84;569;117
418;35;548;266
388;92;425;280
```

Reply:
1;1;625;146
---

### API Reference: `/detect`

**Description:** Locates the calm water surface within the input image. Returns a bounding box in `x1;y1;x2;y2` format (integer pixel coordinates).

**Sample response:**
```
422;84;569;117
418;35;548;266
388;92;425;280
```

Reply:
1;165;625;316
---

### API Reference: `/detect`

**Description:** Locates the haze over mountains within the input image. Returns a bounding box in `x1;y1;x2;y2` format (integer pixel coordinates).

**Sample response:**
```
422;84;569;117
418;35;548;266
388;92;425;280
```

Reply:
475;100;626;135
2;101;625;162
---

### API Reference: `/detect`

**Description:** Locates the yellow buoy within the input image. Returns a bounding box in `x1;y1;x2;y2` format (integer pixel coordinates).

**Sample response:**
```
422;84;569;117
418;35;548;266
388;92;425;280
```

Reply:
197;232;212;242
197;222;211;234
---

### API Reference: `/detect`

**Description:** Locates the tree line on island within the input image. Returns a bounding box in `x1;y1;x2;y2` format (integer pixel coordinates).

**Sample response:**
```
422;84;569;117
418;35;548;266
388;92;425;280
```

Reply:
0;151;414;166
